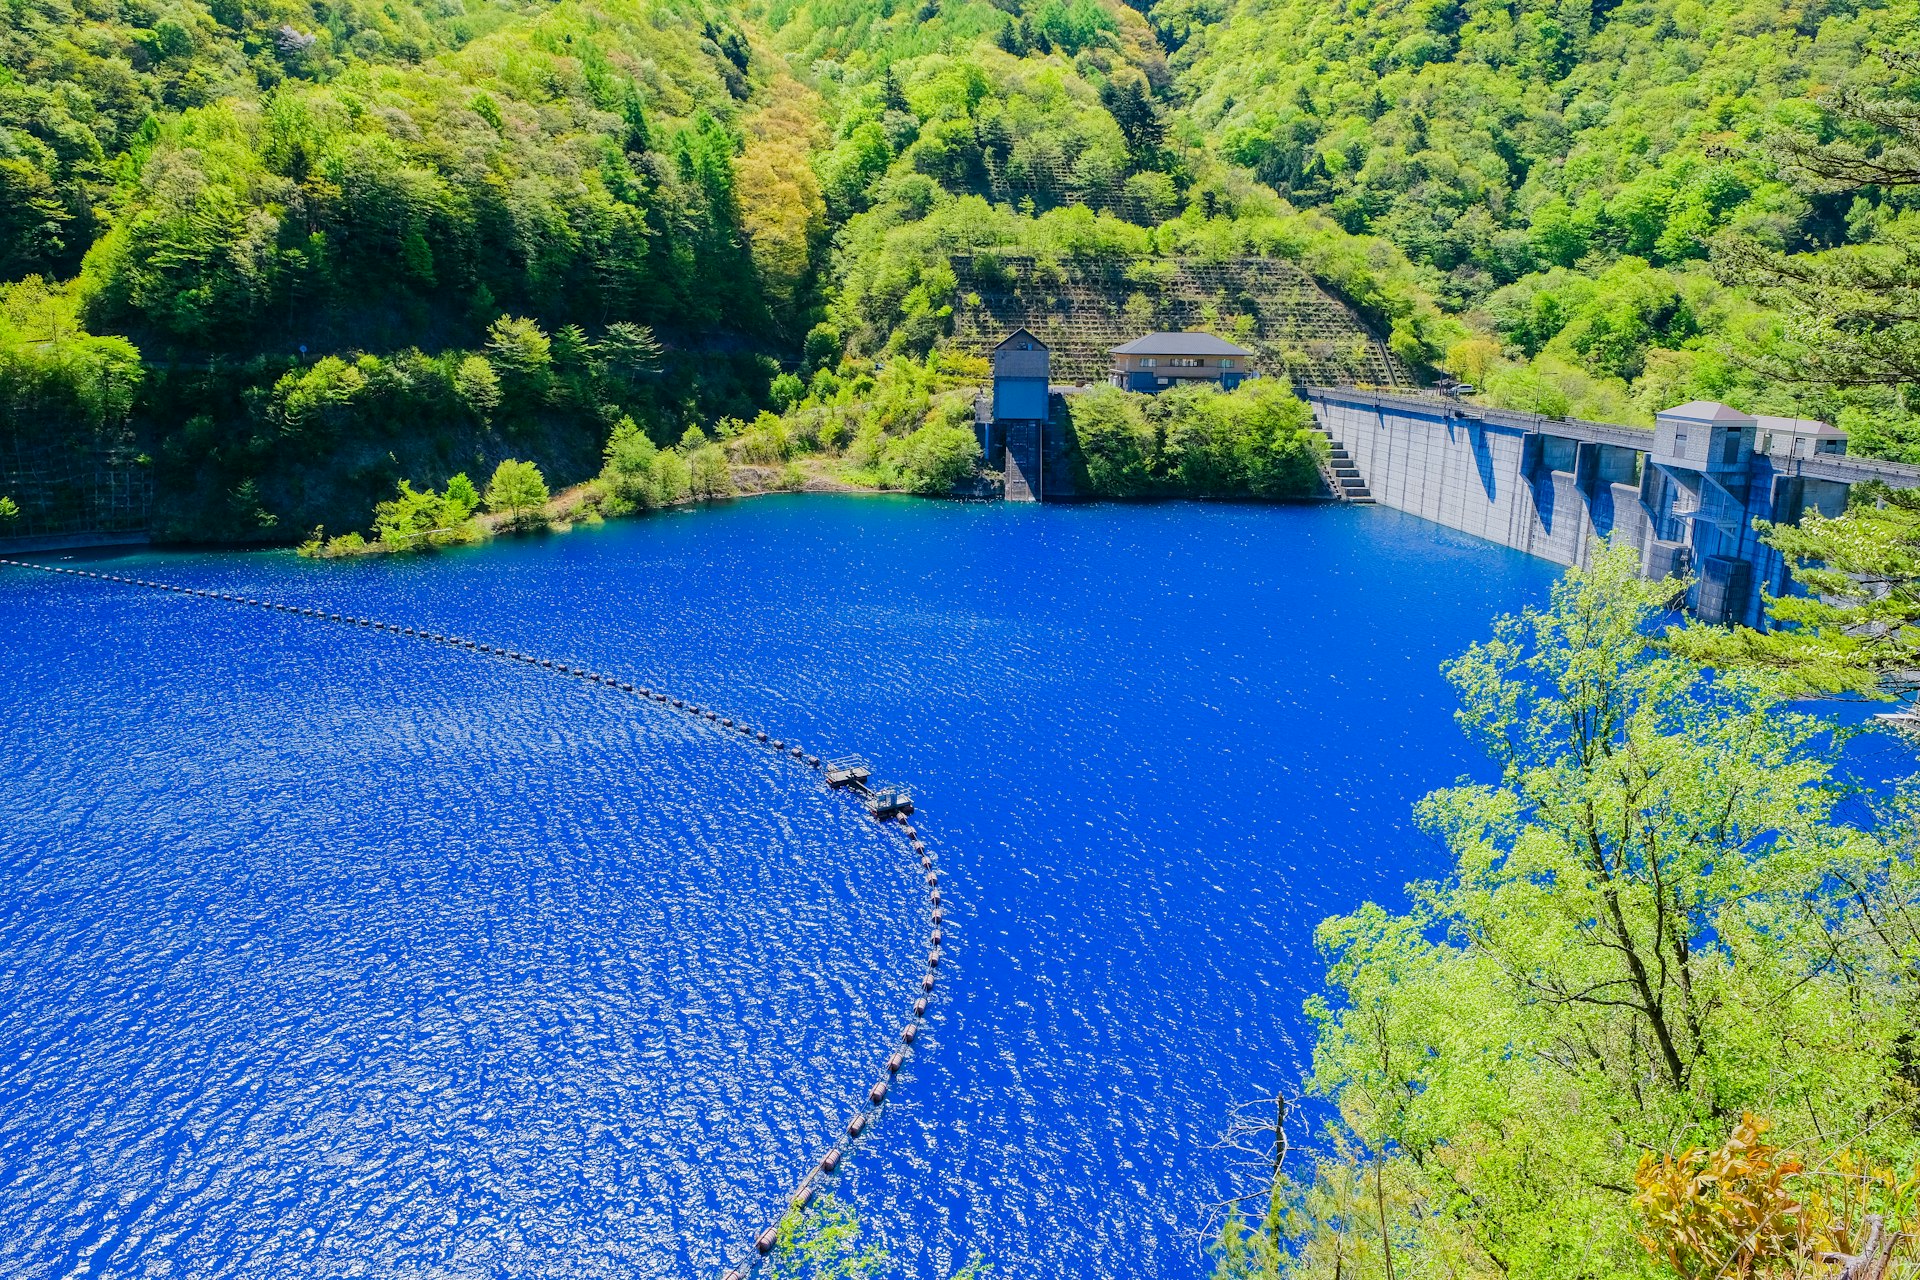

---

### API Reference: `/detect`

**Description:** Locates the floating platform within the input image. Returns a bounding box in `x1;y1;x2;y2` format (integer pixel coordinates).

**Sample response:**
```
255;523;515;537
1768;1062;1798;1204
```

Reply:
862;783;914;818
824;756;871;787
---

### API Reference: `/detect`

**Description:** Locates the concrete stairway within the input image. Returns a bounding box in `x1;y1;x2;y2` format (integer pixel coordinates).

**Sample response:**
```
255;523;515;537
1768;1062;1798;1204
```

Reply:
1321;435;1375;503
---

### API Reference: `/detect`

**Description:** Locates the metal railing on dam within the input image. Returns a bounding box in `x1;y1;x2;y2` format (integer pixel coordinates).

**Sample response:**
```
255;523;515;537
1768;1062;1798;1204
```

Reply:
0;556;946;1278
1304;386;1920;628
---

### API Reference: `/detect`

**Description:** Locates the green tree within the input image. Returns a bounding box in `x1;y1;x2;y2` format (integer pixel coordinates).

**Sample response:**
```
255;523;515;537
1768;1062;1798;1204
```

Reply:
442;472;479;521
372;480;448;549
483;458;549;525
769;1193;987;1280
1259;545;1920;1279
770;371;805;411
688;442;734;498
1719;48;1920;392
601;426;691;511
1670;483;1920;698
454;355;501;420
1069;385;1154;496
892;419;980;493
598;322;663;377
486;316;554;403
766;1195;887;1280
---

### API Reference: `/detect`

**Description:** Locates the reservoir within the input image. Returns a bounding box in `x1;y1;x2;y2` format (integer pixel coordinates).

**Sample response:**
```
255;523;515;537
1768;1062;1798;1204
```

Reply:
0;497;1553;1278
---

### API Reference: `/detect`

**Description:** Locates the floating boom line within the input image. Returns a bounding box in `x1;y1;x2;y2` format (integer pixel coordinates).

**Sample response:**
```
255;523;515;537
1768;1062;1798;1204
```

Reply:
0;556;949;1279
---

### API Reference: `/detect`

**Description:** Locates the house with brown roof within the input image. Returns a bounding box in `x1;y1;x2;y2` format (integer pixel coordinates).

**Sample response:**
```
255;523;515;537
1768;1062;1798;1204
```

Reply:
1108;332;1255;393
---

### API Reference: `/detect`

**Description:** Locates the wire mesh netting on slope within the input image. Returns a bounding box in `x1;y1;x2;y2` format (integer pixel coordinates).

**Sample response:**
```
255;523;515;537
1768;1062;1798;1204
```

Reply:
0;439;152;541
947;254;1409;387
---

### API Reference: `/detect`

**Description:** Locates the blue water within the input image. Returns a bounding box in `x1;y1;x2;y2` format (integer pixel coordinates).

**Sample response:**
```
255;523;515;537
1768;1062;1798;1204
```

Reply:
0;498;1554;1278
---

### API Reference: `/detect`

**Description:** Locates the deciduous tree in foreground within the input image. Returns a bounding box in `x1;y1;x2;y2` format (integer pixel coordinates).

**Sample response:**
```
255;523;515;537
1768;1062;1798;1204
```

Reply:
1221;546;1920;1280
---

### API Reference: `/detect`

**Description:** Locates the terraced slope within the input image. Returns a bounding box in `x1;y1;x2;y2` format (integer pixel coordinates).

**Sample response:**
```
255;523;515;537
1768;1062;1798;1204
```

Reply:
948;254;1407;385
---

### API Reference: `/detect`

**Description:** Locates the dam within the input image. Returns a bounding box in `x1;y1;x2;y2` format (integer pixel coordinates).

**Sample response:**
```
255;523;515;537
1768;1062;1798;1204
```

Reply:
1305;387;1920;627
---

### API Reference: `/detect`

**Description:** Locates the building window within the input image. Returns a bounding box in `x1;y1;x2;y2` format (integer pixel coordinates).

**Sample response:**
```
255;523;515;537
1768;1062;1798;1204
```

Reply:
1170;358;1202;368
1674;431;1688;454
1220;359;1234;369
1141;358;1156;368
1721;431;1742;465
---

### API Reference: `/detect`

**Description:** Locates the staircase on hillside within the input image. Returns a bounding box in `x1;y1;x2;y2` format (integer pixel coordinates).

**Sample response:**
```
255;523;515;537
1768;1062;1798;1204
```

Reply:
1319;432;1375;503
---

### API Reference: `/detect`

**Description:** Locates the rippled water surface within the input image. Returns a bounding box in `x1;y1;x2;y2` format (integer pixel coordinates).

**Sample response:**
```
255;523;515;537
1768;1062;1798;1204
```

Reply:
0;497;1553;1278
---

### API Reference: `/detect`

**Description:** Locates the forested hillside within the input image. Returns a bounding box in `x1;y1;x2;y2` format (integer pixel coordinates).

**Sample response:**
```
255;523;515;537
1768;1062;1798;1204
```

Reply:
1;0;812;539
1172;0;1920;449
1;0;1915;537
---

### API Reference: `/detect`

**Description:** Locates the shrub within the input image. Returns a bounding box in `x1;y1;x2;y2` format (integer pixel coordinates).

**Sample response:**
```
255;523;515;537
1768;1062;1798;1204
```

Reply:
484;458;549;524
688;444;734;498
1069;381;1323;498
1069;385;1154;496
891;420;980;493
769;371;805;411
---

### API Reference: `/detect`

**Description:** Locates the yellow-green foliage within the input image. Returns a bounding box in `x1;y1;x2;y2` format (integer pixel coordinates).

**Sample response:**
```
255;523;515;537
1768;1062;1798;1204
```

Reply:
1176;0;1920;447
483;457;550;523
1;0;797;541
1233;548;1920;1280
0;277;142;441
1070;378;1325;497
369;472;483;549
1670;482;1920;699
9;0;1919;545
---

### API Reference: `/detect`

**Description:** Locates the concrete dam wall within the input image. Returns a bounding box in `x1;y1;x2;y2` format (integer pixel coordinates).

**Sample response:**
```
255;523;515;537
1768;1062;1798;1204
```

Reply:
1306;388;1920;628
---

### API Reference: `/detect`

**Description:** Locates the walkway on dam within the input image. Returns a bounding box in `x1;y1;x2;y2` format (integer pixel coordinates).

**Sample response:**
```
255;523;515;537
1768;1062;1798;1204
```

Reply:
0;555;947;1278
1303;385;1920;628
1309;387;1920;491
